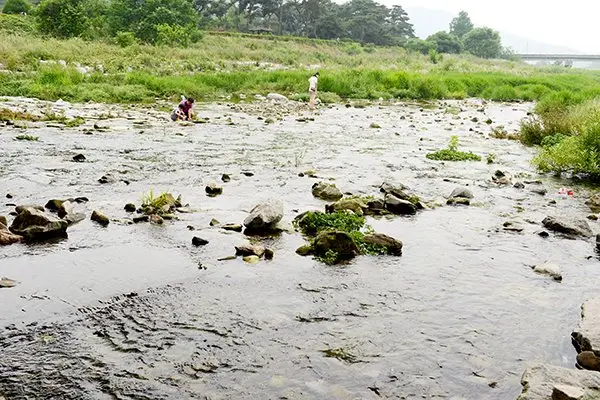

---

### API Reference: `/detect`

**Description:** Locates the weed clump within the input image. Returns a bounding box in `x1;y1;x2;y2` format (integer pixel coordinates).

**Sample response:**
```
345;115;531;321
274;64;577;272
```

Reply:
15;134;38;141
426;136;481;161
0;108;40;122
64;117;85;127
140;190;181;215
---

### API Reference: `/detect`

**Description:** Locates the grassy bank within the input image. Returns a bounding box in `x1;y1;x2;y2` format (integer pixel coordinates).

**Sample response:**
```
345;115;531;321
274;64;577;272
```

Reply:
1;15;600;104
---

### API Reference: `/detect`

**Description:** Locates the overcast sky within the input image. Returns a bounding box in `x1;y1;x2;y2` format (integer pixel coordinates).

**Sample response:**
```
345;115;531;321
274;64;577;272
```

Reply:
387;0;598;53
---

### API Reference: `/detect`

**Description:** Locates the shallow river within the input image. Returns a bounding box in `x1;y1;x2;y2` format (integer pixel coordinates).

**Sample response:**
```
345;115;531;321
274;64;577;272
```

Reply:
0;97;598;399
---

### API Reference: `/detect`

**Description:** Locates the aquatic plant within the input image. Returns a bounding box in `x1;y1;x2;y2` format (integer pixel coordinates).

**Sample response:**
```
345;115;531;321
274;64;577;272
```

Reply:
15;134;38;141
426;136;481;161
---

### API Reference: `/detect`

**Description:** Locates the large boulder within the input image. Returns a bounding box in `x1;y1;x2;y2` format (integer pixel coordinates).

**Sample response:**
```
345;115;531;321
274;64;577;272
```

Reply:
542;216;593;238
312;231;359;262
10;207;68;241
516;364;600;400
243;199;283;231
363;233;403;256
312;182;343;201
572;297;600;361
385;194;417;215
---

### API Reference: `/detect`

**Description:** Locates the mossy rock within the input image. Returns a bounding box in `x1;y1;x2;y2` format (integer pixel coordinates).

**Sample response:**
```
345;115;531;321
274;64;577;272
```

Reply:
312;231;359;264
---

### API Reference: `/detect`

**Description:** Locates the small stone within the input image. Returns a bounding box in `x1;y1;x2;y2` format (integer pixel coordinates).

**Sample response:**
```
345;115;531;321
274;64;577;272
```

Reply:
133;215;149;223
221;174;231;183
205;183;223;197
72;197;89;204
243;199;284;232
45;199;64;211
542;216;593;238
552;384;585;400
6;193;13;199
124;203;136;212
217;256;236;261
0;277;18;288
385;195;418;214
243;255;260;264
538;231;550;238
98;174;115;184
533;263;563;281
447;197;470;206
312;181;343;201
588;215;598;221
149;215;164;225
296;245;313;256
73;154;86;162
370;122;381;129
0;216;7;227
192;237;209;246
10;207;68;240
531;187;548;196
91;210;109;226
264;249;274;260
161;214;176;220
222;224;242;232
209;218;220;226
57;201;73;219
577;351;600;371
449;187;474;199
242;171;254;177
235;244;266;257
514;182;525;189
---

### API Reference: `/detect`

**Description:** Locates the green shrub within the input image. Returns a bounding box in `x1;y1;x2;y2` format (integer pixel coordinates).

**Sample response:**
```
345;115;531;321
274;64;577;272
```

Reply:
426;135;481;161
3;0;32;14
36;0;88;38
343;43;362;55
540;133;568;148
295;211;365;237
115;31;137;47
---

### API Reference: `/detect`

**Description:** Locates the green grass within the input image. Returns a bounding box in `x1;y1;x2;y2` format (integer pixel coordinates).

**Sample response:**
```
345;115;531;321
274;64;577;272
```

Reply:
0;108;40;121
64;116;85;127
426;136;482;161
140;190;179;215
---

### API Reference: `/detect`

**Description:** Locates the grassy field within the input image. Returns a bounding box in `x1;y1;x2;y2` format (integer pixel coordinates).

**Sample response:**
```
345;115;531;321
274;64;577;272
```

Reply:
2;15;600;104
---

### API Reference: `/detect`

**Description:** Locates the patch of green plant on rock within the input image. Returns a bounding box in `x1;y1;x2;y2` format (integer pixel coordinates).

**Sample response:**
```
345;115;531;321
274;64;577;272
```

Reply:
294;211;365;237
15;134;38;141
0;108;40;122
140;190;179;215
320;347;358;363
64;117;85;128
426;135;481;162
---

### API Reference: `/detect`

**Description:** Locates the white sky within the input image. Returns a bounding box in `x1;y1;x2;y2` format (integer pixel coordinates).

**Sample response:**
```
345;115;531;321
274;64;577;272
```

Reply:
391;0;599;53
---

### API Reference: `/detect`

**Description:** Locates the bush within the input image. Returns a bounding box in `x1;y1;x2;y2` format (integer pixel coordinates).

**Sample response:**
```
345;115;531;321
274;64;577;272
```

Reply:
156;24;201;47
426;135;481;161
115;31;137;47
3;0;32;14
36;0;88;38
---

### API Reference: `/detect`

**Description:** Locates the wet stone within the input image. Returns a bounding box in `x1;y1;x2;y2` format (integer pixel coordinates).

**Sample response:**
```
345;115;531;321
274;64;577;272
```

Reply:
222;224;242;232
326;198;368;216
209;218;220;226
243;199;283;232
312;181;343;201
235;244;266;258
242;171;254;177
385;195;417;215
205;183;223;197
532;263;562;281
0;224;22;246
72;154;86;162
514;182;525;189
149;215;164;225
296;245;313;256
363;233;403;256
531;187;548;196
552;385;585;400
449;187;474;199
264;248;274;260
133;215;149;223
221;174;231;183
6;193;13;199
0;277;18;288
10;207;68;241
98;174;116;184
57;201;73;219
542;216;593;238
517;364;600;400
576;352;600;372
313;231;360;263
572;297;600;359
447;197;470;206
124;203;136;212
243;255;260;264
192;237;209;246
0;215;7;227
91;210;109;226
45;199;64;211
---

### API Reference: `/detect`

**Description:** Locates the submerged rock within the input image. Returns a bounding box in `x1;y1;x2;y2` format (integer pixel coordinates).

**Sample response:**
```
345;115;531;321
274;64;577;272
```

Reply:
205;183;223;197
492;170;512;185
385;195;417;215
10;207;68;240
542;216;593;238
91;210;109;226
532;263;562;281
514;182;525;189
264;249;274;260
312;231;359;262
312;182;343;201
243;199;283;232
235;244;266;258
517;364;600;400
531;187;548;196
572;297;600;361
98;174;116;184
363;233;403;256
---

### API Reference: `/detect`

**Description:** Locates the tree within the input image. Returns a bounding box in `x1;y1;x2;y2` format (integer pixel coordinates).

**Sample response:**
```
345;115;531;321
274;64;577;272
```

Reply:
463;27;502;58
36;0;89;38
449;10;473;39
3;0;33;14
387;5;414;39
340;0;392;45
108;0;200;44
405;38;434;55
427;31;462;54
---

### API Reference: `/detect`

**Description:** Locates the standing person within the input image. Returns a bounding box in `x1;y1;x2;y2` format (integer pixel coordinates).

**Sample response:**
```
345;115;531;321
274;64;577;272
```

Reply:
308;72;319;109
171;97;195;121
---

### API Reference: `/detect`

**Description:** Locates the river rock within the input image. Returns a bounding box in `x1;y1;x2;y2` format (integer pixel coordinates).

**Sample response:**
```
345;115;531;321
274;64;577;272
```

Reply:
363;233;403;256
447;197;470;206
192;237;209;246
0;277;18;288
15;205;44;213
366;198;386;215
312;182;343;201
57;200;73;219
572;297;600;358
98;174;116;184
576;352;600;372
312;231;359;263
205;183;223;196
296;245;313;256
385;194;417;215
266;93;288;102
514;182;525;189
235;244;266;257
243;255;261;264
0;223;22;245
531;187;548;196
517;364;600;400
542;216;593;238
91;210;109;226
264;249;274;260
326;198;368;216
222;224;243;232
0;216;7;227
10;207;68;240
243;199;283;231
492;170;512;185
73;154;86;162
149;215;164;225
221;174;231;183
133;215;149;223
532;263;562;281
210;218;220;226
449;187;474;199
124;203;136;212
45;199;64;211
585;194;600;213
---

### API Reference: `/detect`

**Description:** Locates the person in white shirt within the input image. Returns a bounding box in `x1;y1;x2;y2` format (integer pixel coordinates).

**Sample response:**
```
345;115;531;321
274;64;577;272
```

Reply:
308;72;319;109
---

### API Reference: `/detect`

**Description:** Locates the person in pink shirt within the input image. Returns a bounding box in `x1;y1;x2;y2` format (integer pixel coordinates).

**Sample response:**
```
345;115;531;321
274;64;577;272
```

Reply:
171;97;195;121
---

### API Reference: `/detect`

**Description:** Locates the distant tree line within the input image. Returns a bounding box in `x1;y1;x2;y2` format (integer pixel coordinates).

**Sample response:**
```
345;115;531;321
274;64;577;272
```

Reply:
2;0;506;59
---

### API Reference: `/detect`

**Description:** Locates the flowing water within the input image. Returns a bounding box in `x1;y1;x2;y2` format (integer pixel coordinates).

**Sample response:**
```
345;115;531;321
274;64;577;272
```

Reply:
0;97;598;399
